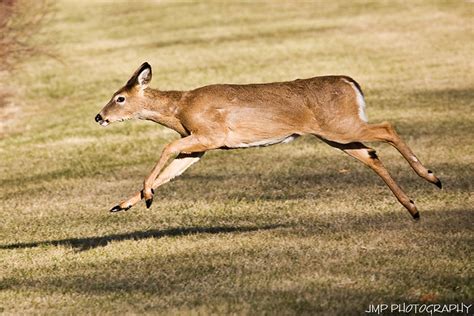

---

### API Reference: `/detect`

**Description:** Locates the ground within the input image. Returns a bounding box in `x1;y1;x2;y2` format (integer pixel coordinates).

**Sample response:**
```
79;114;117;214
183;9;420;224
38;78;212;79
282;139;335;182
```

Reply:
0;0;473;314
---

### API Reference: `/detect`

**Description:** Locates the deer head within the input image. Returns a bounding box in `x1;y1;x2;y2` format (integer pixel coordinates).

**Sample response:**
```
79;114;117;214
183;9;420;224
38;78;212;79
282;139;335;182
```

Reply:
95;62;152;126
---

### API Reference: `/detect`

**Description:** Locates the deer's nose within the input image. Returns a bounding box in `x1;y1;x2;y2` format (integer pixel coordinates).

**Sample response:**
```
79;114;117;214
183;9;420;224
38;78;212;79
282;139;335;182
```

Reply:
95;114;103;122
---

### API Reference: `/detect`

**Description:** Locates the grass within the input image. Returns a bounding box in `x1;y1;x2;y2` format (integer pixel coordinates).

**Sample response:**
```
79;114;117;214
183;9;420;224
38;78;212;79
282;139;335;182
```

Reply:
0;0;473;314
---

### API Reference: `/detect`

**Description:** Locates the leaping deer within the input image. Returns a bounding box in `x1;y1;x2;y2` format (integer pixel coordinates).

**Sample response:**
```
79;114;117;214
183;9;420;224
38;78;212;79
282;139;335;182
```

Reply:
95;62;441;220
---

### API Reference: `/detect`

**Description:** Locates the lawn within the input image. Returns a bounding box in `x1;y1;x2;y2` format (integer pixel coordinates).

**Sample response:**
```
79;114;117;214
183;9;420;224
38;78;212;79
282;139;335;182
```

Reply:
0;0;473;314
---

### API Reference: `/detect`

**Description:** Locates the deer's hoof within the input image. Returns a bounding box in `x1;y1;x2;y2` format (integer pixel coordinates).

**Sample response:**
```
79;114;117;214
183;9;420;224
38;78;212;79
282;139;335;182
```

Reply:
412;212;420;220
110;205;122;212
110;204;131;212
434;178;442;189
145;198;153;209
142;187;154;208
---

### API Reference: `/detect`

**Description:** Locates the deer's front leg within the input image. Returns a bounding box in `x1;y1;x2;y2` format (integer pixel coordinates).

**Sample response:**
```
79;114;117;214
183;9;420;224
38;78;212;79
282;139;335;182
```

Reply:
142;135;210;208
110;152;204;212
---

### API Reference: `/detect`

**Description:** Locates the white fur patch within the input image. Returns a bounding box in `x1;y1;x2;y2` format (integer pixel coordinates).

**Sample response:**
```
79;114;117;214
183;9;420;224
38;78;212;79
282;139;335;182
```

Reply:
234;135;299;148
138;68;151;86
343;79;368;122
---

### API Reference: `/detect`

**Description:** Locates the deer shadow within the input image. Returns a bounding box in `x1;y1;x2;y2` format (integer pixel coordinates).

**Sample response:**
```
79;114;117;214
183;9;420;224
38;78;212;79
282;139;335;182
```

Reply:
0;224;284;251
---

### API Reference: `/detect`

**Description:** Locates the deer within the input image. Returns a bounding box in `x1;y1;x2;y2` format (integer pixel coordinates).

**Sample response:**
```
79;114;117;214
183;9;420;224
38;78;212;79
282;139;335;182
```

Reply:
95;62;442;220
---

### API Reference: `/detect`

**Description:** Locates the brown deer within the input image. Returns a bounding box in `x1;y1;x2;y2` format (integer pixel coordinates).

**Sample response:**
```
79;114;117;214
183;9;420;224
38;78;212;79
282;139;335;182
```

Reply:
95;62;441;219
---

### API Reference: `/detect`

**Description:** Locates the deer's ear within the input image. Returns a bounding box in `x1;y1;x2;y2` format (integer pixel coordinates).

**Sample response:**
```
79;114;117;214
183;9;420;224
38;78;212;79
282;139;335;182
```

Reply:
126;62;152;89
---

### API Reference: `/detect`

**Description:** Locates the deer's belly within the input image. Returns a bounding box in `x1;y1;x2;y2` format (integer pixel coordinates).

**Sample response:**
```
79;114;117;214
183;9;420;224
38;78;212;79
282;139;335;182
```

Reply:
225;134;299;149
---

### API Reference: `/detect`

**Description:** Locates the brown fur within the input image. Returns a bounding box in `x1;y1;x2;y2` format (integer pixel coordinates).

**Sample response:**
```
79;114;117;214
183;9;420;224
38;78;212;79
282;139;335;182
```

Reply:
97;63;442;219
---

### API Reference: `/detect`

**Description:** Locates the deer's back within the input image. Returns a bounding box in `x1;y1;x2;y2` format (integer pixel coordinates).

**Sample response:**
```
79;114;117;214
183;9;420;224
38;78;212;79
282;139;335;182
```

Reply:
176;75;364;146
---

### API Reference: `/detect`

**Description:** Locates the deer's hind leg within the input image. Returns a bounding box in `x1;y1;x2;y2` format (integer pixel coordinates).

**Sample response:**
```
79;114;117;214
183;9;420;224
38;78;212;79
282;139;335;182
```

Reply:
317;121;441;189
323;140;419;219
353;122;442;189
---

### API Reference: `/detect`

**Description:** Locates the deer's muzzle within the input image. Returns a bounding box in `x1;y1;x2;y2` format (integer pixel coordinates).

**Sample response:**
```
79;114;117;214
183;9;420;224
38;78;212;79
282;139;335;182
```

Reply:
95;113;109;126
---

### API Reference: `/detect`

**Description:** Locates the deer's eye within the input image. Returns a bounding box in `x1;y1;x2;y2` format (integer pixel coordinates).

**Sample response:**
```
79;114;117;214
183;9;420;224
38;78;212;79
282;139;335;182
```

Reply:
116;96;126;103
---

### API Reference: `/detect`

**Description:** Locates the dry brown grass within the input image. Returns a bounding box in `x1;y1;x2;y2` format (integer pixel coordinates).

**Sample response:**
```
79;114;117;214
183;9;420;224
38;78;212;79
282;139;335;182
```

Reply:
0;0;472;314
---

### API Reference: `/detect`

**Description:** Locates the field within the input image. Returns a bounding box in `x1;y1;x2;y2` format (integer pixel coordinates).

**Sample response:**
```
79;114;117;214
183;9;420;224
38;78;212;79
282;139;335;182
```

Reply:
0;0;473;314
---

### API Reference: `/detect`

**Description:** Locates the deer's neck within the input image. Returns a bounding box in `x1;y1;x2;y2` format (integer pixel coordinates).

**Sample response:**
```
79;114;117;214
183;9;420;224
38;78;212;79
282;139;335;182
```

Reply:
140;89;188;136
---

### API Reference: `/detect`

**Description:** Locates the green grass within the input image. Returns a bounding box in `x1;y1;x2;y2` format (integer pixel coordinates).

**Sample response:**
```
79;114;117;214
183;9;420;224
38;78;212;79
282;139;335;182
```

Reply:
1;0;473;314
